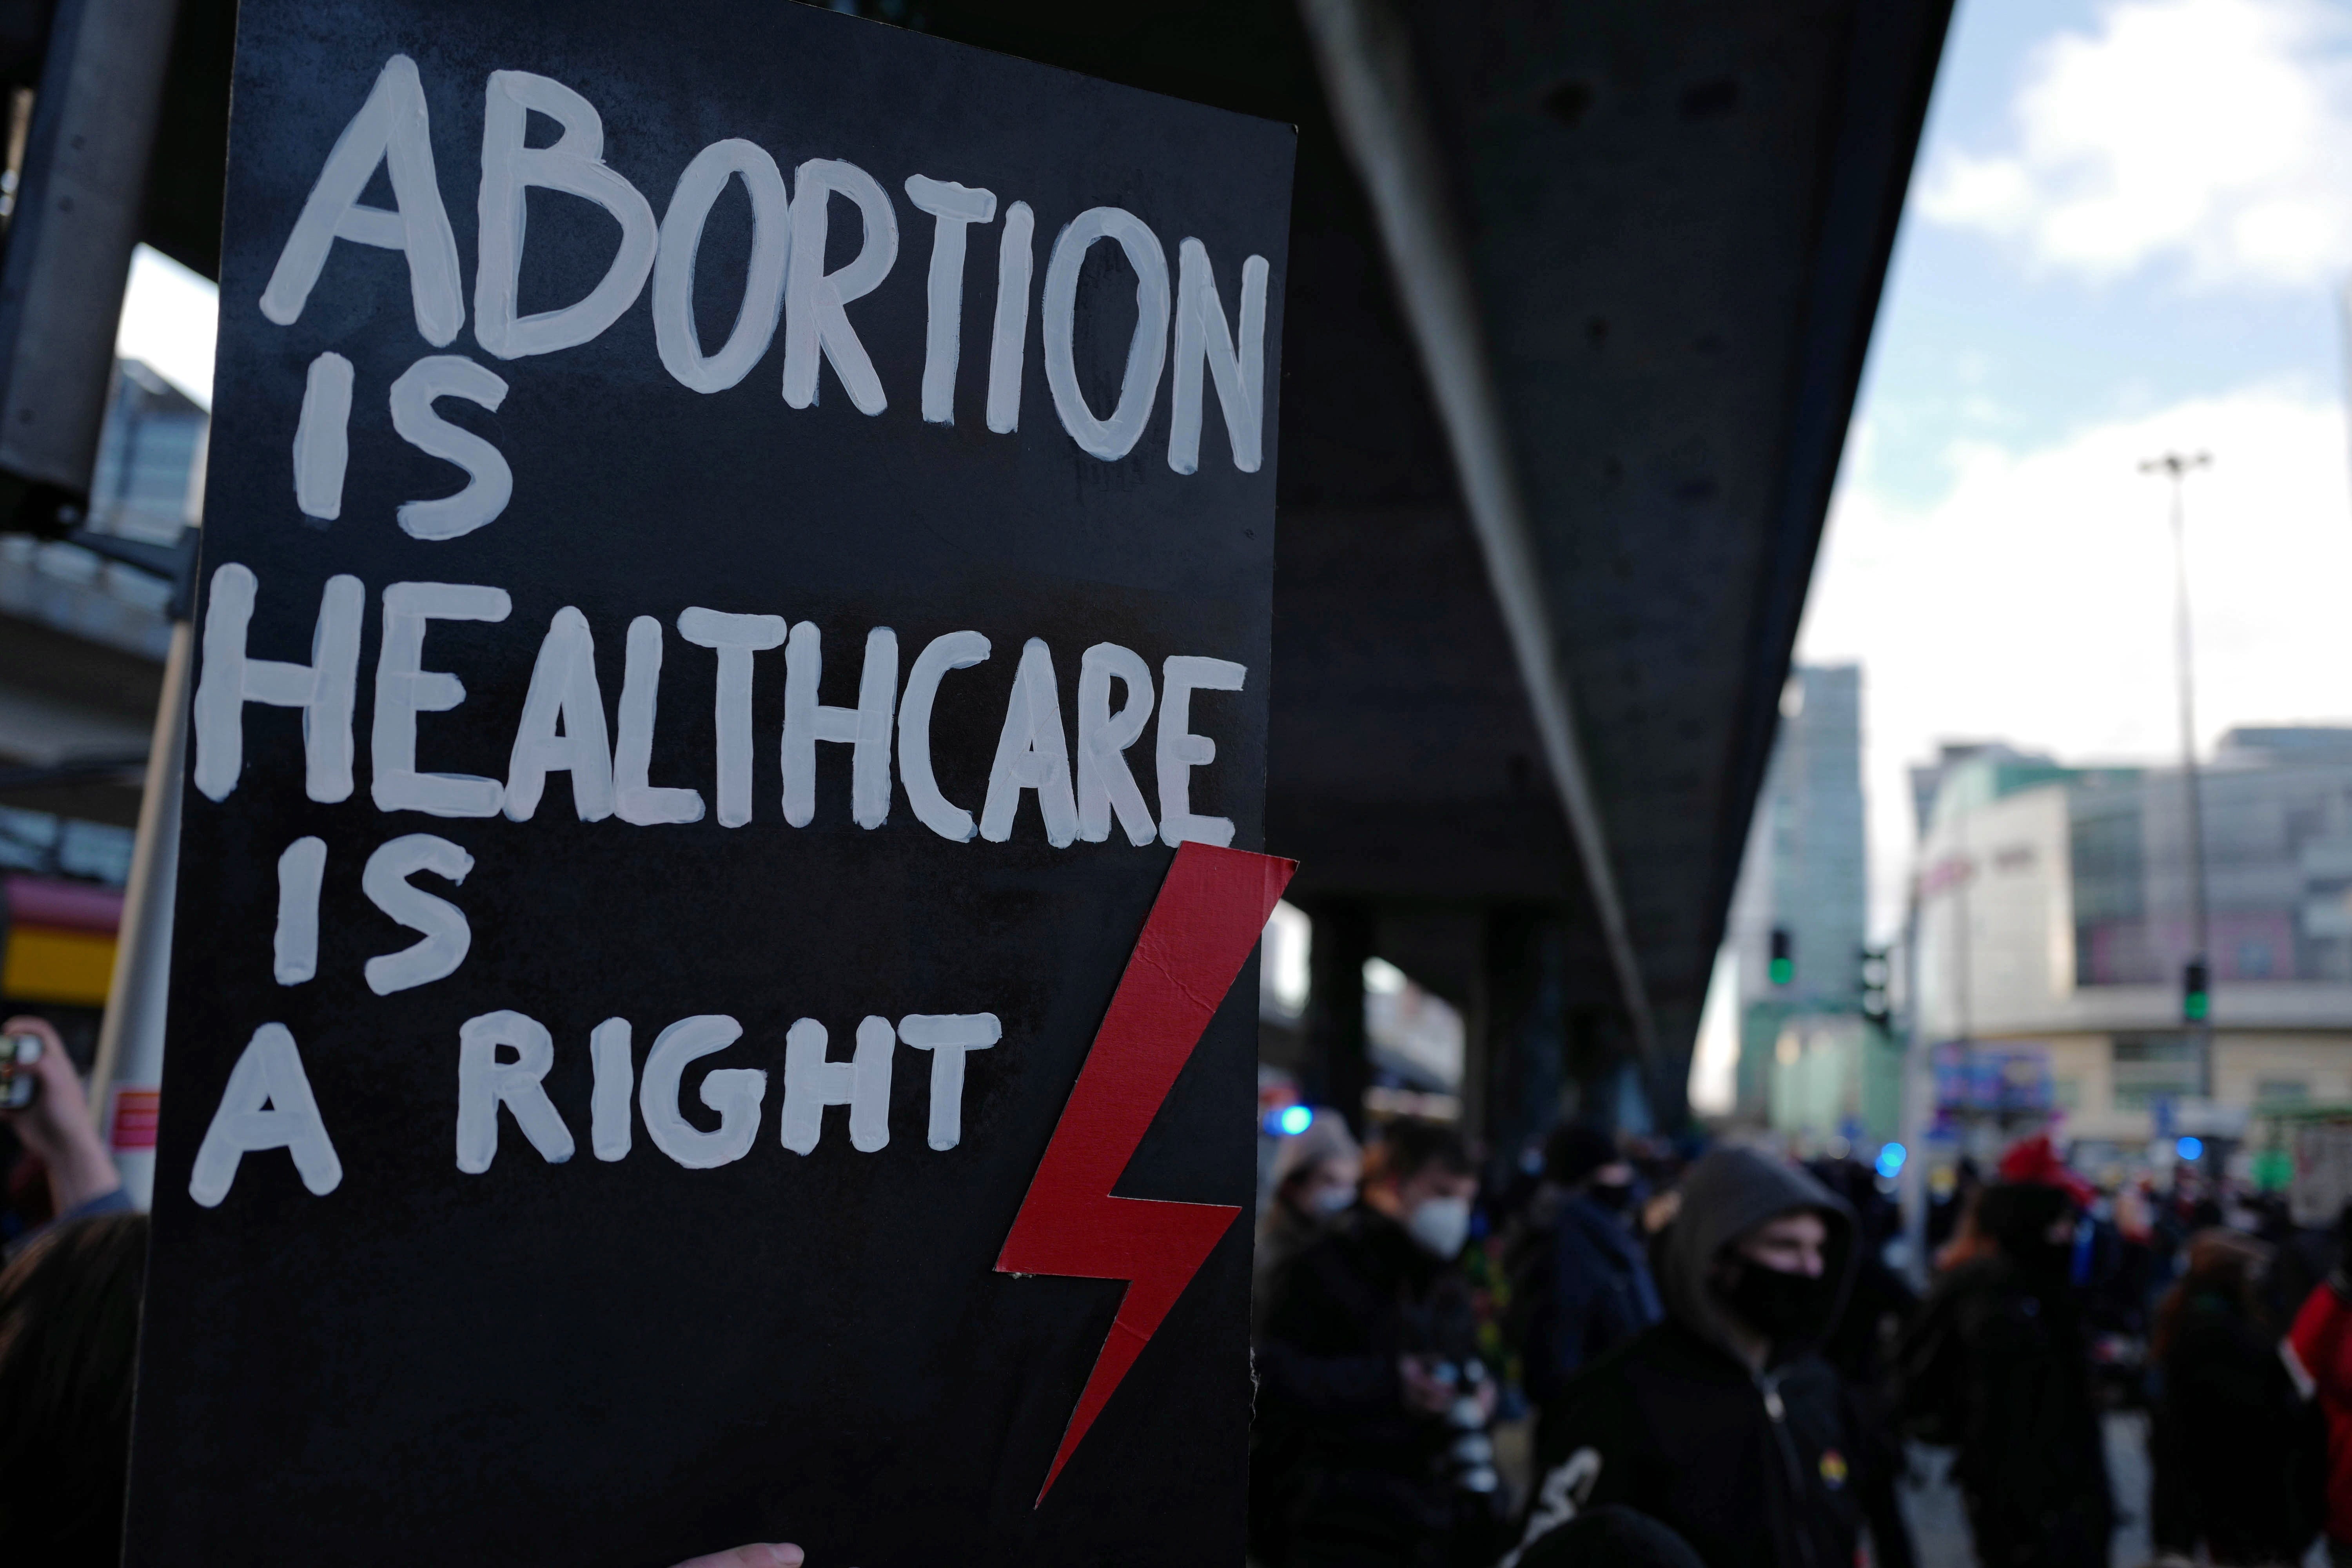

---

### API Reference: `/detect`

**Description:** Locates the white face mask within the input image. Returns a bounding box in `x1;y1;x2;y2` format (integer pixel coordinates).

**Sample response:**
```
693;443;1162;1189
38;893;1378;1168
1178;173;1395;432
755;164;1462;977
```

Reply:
1309;1182;1357;1216
1405;1196;1472;1258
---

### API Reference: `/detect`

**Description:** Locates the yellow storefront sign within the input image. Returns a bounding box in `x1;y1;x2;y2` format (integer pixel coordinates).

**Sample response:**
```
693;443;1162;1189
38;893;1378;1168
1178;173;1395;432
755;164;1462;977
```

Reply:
1;925;118;1007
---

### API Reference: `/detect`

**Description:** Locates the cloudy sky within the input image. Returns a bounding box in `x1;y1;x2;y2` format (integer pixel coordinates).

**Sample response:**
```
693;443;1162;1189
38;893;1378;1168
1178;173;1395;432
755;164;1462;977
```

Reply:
1698;0;2352;1109
1796;0;2352;936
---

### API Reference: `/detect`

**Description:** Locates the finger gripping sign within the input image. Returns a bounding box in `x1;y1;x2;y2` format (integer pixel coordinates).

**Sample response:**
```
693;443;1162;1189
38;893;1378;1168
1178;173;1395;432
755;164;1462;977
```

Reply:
123;2;1292;1564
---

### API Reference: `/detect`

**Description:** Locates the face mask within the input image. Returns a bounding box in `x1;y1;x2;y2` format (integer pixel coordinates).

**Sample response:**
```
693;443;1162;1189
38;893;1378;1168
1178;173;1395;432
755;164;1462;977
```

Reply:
1405;1197;1472;1258
1588;1180;1636;1212
1309;1183;1357;1217
1721;1258;1833;1341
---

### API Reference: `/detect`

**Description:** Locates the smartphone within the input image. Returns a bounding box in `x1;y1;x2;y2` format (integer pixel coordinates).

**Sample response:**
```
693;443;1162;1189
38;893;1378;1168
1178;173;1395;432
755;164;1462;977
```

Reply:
0;1031;42;1111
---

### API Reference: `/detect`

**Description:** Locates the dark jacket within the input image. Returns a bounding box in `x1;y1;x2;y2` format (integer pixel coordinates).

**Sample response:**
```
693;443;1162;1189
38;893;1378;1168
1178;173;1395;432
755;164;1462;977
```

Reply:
1515;1189;1663;1437
1254;1205;1499;1568
1893;1185;2112;1568
2149;1288;2323;1563
1250;1194;1343;1561
1255;1198;1331;1336
1510;1148;1912;1568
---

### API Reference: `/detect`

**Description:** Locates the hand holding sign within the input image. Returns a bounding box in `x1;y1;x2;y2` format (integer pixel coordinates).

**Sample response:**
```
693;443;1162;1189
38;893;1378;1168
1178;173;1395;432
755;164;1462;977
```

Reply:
670;1547;804;1568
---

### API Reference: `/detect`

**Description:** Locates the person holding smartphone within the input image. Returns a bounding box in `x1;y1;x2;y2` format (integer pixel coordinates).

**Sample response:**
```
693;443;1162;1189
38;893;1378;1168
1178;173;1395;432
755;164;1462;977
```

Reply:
0;1015;125;1239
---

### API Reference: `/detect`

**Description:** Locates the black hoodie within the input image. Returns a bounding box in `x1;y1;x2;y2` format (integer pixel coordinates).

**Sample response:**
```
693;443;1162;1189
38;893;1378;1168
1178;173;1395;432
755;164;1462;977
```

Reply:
1511;1147;1913;1568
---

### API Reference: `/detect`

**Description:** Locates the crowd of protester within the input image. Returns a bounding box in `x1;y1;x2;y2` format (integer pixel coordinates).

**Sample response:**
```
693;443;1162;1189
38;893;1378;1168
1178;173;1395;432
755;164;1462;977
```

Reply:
1250;1106;2352;1568
9;1011;2352;1568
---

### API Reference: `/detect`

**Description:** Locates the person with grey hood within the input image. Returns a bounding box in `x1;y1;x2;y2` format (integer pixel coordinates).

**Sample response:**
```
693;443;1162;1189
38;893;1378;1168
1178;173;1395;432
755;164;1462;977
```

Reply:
1255;1110;1365;1333
1250;1110;1364;1563
1509;1146;1913;1568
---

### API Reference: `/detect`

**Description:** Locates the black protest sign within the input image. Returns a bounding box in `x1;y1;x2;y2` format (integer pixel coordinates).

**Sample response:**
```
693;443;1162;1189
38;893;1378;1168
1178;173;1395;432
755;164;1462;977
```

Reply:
123;3;1292;1563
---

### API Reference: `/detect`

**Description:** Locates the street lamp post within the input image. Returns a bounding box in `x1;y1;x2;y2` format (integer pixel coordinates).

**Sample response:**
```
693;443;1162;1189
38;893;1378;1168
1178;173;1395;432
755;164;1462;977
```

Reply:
2140;450;2213;1102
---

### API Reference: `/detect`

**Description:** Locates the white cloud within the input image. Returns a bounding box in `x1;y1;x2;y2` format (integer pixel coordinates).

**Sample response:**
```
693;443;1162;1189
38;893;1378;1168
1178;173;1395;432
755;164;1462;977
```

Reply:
1918;0;2352;289
1799;385;2352;931
114;244;218;408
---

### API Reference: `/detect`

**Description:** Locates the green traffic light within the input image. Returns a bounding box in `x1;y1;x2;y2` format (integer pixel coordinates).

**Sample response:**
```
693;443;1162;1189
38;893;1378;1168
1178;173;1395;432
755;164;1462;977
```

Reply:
1769;956;1793;986
2184;990;2209;1022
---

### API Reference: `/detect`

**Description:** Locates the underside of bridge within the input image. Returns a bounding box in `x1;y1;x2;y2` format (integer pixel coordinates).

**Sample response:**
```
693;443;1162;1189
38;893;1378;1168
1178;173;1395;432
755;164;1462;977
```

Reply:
879;0;1954;1146
31;0;1953;1152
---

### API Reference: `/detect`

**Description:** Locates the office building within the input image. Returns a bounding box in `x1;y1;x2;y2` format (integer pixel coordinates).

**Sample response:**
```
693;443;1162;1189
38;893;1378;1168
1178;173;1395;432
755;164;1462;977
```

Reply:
1913;729;2352;1167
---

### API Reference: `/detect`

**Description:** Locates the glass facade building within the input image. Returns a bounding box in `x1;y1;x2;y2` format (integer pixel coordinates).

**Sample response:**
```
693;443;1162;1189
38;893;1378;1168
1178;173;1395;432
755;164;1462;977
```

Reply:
1912;729;2352;1155
2069;733;2352;988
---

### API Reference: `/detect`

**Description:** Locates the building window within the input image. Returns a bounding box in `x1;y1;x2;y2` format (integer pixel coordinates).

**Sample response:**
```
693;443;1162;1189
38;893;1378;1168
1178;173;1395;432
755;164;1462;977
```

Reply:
2111;1036;2199;1111
2053;1077;2083;1111
2256;1079;2310;1106
2072;802;2148;984
2238;940;2274;979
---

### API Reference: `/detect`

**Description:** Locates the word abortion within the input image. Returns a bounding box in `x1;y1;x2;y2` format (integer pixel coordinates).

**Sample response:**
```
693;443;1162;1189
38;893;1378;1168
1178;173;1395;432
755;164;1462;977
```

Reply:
272;54;1272;546
189;1008;1006;1207
196;563;1248;849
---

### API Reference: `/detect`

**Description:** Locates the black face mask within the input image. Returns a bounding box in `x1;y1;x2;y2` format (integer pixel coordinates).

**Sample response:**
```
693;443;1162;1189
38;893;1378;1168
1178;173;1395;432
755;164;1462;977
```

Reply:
1587;1180;1636;1212
1720;1259;1835;1341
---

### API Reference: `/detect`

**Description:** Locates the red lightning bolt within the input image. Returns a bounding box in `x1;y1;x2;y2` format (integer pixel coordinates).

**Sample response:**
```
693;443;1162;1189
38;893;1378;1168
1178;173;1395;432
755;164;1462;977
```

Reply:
996;840;1297;1504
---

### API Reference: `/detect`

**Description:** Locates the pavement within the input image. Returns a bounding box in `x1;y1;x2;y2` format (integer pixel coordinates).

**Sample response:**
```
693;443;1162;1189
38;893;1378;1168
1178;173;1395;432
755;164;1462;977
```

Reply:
1481;1403;2316;1568
1899;1414;2149;1568
1900;1408;2331;1568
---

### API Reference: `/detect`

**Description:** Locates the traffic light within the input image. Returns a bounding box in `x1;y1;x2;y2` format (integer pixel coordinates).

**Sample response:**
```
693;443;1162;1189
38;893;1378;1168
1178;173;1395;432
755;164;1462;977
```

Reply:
1858;947;1891;1027
2182;958;2210;1024
1769;927;1793;987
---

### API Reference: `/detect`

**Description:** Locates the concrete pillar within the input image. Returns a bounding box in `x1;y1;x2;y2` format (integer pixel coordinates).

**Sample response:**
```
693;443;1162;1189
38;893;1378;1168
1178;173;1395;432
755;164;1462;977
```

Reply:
1476;908;1564;1168
1305;902;1373;1136
1562;1004;1641;1130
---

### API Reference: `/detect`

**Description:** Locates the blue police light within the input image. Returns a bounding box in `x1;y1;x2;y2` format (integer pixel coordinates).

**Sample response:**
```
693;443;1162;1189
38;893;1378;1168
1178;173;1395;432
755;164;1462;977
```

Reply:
2176;1135;2204;1163
1875;1143;1907;1180
1276;1104;1314;1137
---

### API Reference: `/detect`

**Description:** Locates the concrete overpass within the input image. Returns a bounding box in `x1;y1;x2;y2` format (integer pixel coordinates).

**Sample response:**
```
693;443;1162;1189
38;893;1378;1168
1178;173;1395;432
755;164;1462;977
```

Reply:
18;0;1953;1151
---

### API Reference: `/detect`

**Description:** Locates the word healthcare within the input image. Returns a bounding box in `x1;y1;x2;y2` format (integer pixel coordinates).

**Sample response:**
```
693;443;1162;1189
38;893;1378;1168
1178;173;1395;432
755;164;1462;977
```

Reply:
194;567;1249;849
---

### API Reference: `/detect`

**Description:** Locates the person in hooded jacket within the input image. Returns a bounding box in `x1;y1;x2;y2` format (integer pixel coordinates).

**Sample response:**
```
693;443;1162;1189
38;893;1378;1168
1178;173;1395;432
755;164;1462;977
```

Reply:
1254;1118;1504;1568
2147;1227;2323;1565
1509;1145;1913;1568
1510;1123;1664;1459
1894;1176;2112;1568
